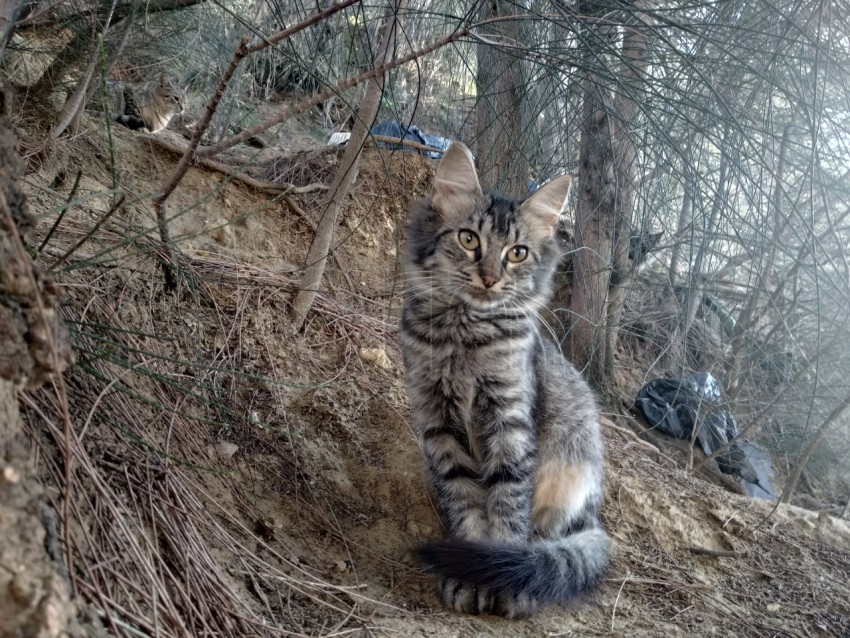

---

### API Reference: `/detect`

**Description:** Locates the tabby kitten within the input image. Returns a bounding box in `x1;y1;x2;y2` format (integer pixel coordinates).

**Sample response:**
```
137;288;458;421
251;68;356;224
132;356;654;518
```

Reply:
91;73;185;133
400;143;609;619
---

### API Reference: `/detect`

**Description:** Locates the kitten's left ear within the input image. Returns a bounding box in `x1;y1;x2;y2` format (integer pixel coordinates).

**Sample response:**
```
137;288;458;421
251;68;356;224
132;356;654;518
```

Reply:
520;175;572;238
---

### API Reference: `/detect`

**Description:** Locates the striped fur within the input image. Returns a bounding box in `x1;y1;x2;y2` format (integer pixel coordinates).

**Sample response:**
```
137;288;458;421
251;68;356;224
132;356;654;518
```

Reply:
90;73;185;133
400;143;609;618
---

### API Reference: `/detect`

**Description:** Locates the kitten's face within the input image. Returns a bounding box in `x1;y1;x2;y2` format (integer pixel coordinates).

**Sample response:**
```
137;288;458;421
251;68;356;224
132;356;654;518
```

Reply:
427;194;552;310
406;143;571;312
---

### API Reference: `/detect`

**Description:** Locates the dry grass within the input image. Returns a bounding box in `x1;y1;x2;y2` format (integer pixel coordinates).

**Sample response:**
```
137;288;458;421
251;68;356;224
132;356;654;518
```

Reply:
20;204;401;637
254;147;346;190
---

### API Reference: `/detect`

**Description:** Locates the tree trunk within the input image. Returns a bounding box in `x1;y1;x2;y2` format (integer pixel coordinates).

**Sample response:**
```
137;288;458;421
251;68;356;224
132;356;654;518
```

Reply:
681;124;731;338
601;7;650;379
668;180;692;286
0;77;76;638
727;125;790;397
0;0;25;59
569;76;613;388
474;0;529;195
291;0;402;329
568;3;649;392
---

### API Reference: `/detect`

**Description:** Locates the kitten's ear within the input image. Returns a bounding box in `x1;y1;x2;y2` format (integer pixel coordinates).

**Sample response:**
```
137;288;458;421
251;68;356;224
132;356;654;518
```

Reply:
432;142;482;217
520;175;572;239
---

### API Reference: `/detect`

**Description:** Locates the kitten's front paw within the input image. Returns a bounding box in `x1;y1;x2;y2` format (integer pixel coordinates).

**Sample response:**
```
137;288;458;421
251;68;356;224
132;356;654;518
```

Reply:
488;591;539;619
436;576;491;615
435;577;539;618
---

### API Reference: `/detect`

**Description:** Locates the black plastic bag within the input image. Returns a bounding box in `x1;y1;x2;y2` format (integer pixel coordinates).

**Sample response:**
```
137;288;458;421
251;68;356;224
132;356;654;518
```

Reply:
635;373;775;499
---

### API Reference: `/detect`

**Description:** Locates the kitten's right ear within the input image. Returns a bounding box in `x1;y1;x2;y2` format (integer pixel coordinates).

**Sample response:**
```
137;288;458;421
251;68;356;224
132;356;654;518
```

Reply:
432;142;482;217
520;175;572;240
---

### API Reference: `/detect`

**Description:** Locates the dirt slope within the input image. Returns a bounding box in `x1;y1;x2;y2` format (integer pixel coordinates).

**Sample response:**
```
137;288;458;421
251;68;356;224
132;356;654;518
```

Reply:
19;122;850;638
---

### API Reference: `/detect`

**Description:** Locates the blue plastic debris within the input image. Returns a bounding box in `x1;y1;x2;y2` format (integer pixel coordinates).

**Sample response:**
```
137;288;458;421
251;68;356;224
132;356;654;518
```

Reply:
369;121;451;159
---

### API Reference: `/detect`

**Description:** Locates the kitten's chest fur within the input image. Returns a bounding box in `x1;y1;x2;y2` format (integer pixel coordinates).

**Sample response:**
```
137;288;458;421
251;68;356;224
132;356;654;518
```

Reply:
402;298;537;460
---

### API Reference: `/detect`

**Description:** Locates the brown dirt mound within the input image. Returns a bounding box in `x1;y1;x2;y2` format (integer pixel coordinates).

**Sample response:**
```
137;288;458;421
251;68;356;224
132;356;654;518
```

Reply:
17;123;850;638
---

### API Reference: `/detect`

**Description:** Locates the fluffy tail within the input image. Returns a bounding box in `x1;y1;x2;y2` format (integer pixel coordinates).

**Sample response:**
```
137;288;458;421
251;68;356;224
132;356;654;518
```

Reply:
416;527;610;605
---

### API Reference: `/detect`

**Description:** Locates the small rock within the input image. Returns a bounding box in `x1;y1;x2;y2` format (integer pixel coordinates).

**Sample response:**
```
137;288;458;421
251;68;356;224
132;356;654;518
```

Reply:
766;603;781;613
254;517;278;539
2;466;21;484
9;574;34;604
359;347;392;370
210;220;234;246
334;560;348;573
215;442;239;458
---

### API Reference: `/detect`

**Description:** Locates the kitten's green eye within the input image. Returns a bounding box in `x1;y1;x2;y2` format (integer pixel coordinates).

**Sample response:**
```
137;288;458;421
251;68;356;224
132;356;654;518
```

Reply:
458;230;480;251
507;245;529;263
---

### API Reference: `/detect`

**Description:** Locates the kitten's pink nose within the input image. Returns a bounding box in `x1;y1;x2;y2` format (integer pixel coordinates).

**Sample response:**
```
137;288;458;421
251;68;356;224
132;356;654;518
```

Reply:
481;274;497;288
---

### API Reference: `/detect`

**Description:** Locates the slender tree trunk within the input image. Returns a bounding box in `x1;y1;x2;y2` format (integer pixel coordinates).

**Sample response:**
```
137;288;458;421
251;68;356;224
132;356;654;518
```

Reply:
668;181;692;286
475;0;529;195
0;0;25;60
681;124;731;338
51;0;129;140
727;125;791;396
569;75;613;387
291;0;402;328
568;3;649;391
602;7;650;378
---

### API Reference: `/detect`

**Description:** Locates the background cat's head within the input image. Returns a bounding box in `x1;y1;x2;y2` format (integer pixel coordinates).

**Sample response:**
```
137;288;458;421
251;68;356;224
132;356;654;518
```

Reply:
154;73;186;115
405;142;571;312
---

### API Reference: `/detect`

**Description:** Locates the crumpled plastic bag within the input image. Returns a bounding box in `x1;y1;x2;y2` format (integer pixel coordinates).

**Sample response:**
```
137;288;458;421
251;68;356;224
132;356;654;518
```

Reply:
636;373;776;499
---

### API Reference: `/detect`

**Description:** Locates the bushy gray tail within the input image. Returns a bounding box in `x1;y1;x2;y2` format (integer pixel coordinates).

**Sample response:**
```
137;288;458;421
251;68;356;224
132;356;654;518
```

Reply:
416;527;610;604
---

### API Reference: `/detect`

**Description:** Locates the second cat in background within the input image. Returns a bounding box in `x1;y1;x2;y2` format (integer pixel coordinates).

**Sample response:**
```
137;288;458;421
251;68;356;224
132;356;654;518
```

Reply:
89;72;185;133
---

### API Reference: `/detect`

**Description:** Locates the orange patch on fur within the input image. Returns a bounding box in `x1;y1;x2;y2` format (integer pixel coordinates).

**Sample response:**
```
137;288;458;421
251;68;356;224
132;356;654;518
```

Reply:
532;461;590;529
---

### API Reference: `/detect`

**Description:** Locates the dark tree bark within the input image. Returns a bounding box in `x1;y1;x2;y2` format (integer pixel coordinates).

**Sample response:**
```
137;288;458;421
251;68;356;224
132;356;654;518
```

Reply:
0;77;76;638
569;76;612;388
602;10;650;378
567;2;649;392
474;0;530;195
